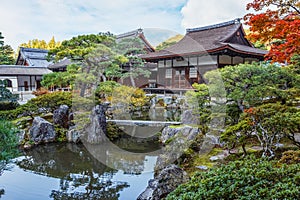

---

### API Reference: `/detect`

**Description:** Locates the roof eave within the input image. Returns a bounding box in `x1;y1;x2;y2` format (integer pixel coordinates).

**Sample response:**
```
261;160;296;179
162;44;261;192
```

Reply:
142;45;267;61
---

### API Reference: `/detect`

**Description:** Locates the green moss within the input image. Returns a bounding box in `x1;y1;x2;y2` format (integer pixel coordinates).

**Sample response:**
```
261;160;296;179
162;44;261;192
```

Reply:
106;122;124;141
164;137;174;145
54;126;68;142
183;147;224;175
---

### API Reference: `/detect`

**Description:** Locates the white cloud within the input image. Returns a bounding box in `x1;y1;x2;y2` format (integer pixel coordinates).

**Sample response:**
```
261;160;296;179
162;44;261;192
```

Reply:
1;0;255;51
181;0;252;29
1;0;187;51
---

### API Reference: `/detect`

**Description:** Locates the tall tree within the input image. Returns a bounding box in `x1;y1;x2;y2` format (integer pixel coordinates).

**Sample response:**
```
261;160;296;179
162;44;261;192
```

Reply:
205;62;300;124
245;0;300;63
48;33;115;62
114;37;150;87
19;37;61;50
47;33;116;96
0;32;15;65
0;32;4;46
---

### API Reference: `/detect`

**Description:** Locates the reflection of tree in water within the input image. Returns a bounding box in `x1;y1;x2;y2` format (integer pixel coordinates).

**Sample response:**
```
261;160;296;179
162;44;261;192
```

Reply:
0;188;4;198
16;143;129;199
0;162;4;198
84;140;160;175
50;177;128;200
0;161;13;198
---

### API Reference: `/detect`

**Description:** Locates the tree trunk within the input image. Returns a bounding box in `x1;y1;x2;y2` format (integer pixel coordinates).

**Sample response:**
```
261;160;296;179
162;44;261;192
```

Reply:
130;75;136;87
80;64;92;97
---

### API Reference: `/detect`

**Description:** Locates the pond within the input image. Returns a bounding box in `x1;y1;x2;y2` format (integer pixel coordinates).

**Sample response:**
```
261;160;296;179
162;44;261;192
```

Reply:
0;141;160;200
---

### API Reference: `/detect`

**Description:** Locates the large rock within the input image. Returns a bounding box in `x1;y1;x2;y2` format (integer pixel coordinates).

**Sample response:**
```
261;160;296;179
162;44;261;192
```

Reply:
84;104;108;144
29;117;56;144
67;126;81;143
53;105;69;128
137;165;189;200
181;109;199;125
161;125;200;144
156;126;202;171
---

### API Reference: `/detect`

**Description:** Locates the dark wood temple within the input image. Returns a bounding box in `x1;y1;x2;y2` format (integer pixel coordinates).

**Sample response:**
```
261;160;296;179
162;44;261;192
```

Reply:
141;19;268;91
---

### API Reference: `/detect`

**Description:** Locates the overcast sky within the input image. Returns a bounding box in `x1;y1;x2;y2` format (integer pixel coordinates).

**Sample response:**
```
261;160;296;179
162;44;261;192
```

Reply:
1;0;252;50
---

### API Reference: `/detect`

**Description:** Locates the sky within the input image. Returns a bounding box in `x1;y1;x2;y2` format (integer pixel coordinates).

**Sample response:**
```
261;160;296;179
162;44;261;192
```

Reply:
0;0;252;51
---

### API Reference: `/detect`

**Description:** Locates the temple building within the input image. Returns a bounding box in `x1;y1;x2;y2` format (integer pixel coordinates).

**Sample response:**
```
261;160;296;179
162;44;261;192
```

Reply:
141;19;268;92
16;47;52;67
0;47;52;103
116;28;155;53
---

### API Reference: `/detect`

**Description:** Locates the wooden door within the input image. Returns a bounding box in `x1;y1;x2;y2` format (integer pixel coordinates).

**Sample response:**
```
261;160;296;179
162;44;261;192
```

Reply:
173;68;186;88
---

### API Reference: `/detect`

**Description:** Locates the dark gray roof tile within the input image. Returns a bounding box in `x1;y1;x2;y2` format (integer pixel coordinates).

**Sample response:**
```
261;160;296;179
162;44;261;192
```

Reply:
142;19;267;59
0;65;52;75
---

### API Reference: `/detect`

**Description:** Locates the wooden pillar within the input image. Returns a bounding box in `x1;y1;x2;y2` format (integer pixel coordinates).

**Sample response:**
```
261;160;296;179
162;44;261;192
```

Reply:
29;75;32;91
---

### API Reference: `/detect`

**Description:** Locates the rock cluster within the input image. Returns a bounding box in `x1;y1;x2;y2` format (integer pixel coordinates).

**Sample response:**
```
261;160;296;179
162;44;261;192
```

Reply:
181;109;200;125
20;104;109;147
83;104;108;144
161;125;199;144
53;105;70;128
137;164;189;200
29;117;56;144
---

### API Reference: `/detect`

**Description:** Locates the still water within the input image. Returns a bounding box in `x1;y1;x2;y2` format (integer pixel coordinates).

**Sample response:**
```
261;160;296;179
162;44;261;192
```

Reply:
0;142;159;200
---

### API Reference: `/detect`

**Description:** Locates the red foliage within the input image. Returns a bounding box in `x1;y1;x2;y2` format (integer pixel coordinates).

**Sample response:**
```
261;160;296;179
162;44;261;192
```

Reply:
245;0;300;63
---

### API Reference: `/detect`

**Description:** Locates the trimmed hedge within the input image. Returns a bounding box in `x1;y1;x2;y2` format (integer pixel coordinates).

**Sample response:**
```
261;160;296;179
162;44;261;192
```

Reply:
0;92;72;120
166;157;300;200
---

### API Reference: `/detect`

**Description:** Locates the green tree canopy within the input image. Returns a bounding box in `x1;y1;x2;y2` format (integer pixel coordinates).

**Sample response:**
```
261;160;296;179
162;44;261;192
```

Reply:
19;36;61;50
0;120;19;161
0;32;15;65
155;34;183;51
46;33;150;95
205;62;300;123
202;62;300;158
48;33;115;62
114;37;150;87
0;80;18;103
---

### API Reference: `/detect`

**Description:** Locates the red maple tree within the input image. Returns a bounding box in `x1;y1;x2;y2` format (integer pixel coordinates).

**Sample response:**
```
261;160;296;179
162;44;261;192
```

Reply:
244;0;300;63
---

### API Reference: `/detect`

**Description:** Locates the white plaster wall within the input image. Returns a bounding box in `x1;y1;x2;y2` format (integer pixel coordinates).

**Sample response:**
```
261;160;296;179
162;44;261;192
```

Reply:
0;76;18;92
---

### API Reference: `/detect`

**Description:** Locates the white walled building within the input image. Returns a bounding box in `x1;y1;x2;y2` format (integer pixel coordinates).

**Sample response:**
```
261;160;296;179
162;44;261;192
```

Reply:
0;48;53;103
0;65;52;102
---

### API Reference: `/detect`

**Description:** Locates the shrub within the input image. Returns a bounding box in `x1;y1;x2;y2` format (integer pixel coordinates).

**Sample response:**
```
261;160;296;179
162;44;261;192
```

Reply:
166;157;300;200
0;101;18;111
110;85;149;110
0;91;72;120
54;125;68;142
95;81;120;100
0;120;19;161
279;150;300;164
28;91;72;112
32;87;50;96
222;103;300;158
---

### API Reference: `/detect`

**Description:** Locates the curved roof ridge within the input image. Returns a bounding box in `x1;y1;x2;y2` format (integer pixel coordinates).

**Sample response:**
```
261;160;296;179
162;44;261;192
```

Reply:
186;18;241;33
116;28;143;39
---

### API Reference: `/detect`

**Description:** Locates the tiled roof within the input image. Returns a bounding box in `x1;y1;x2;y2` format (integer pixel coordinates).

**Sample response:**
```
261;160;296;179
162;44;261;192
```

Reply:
116;28;144;41
142;19;268;59
116;29;155;53
0;65;52;75
48;58;72;69
16;47;52;67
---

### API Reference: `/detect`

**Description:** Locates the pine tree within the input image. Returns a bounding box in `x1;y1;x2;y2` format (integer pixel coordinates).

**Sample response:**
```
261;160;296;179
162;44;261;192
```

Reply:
0;32;15;65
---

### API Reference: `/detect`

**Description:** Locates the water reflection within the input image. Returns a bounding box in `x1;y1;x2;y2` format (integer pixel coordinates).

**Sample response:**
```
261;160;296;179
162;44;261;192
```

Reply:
0;143;157;200
114;108;182;122
18;143;129;200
